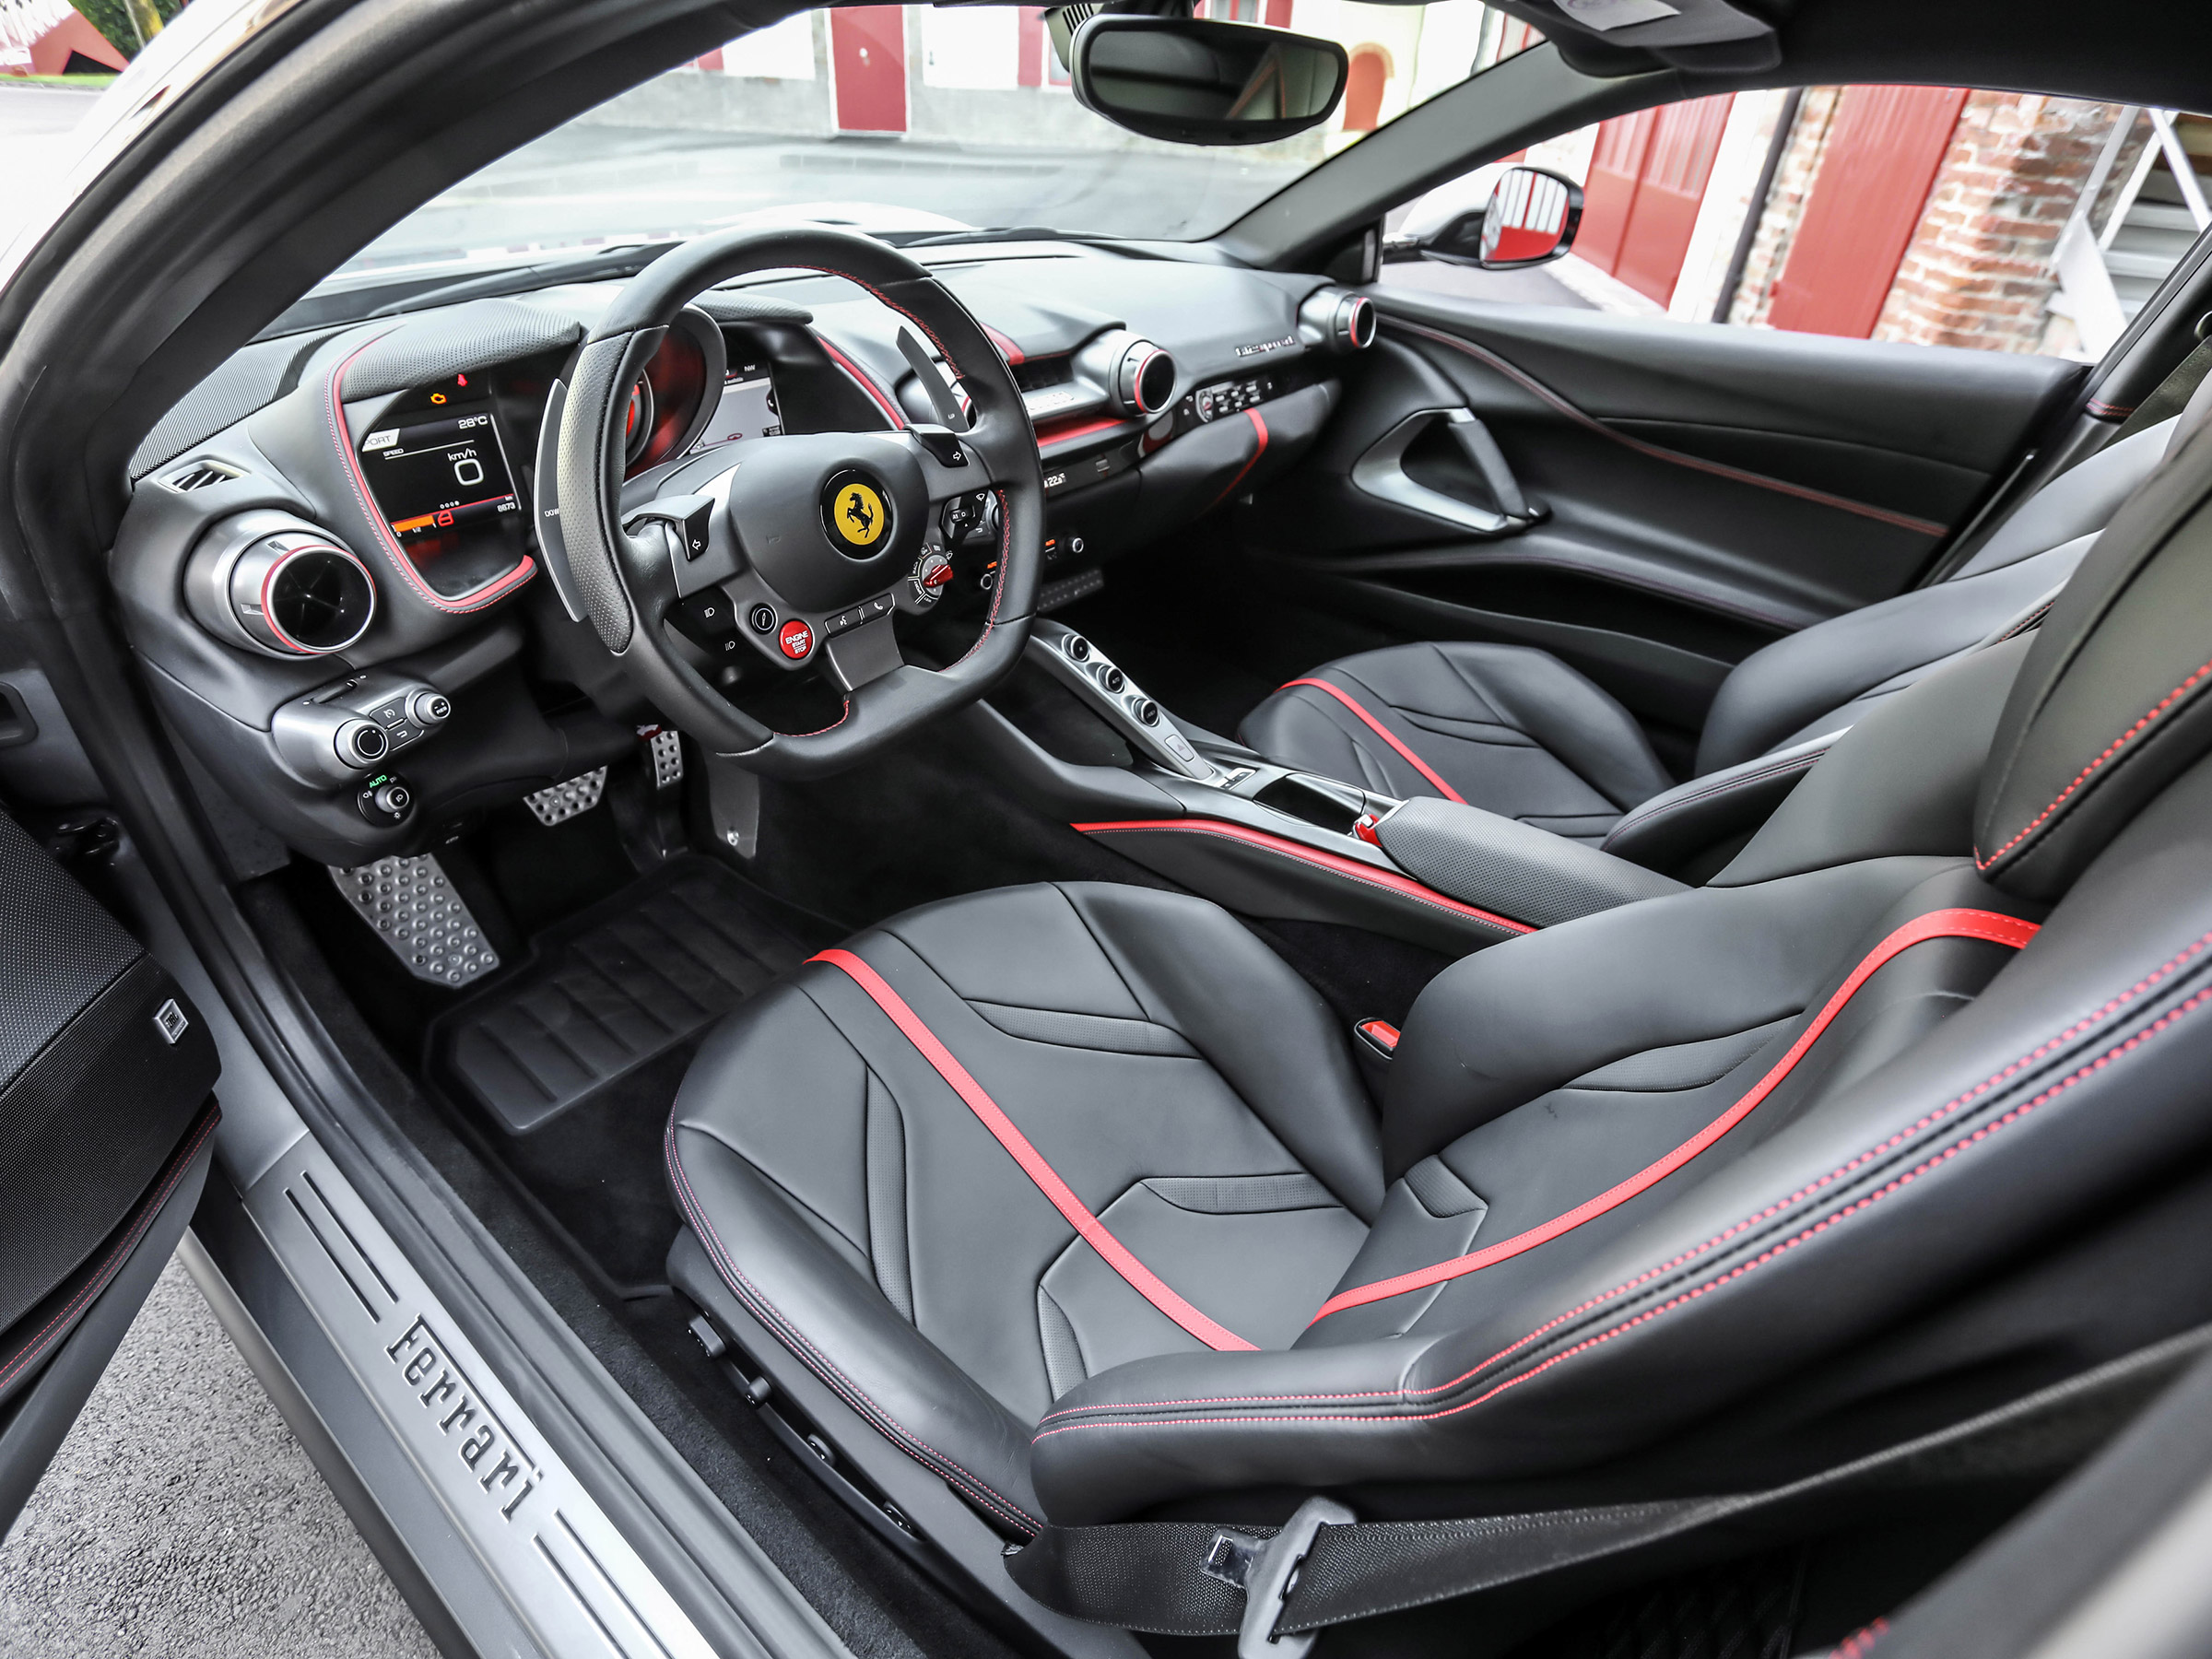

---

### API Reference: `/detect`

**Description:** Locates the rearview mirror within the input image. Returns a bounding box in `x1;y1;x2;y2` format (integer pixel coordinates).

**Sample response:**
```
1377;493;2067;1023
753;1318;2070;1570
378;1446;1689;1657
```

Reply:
1389;166;1584;270
1068;15;1348;147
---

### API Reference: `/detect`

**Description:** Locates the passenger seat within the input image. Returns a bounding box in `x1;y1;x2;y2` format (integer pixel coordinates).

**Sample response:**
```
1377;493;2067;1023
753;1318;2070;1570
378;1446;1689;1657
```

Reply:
1241;404;2201;853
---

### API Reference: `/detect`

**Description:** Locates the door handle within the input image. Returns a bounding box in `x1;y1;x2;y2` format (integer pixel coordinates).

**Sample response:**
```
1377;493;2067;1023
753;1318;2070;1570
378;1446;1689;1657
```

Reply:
1349;408;1543;536
1442;409;1531;521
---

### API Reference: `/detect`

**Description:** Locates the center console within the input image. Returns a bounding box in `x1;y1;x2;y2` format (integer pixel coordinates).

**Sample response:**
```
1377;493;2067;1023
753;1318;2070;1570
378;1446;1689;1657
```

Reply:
965;625;1687;958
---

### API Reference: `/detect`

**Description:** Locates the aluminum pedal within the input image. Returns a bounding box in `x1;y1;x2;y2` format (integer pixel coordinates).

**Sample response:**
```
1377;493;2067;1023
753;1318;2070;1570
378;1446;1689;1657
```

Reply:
330;854;500;987
524;767;606;826
646;728;684;790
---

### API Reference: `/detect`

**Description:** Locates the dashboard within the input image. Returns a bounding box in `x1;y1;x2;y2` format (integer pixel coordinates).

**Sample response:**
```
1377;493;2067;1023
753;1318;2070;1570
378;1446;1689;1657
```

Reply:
111;244;1374;865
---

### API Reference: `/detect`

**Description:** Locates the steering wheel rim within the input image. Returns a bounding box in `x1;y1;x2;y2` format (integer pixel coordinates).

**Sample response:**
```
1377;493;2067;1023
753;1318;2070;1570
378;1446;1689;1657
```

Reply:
554;227;1044;775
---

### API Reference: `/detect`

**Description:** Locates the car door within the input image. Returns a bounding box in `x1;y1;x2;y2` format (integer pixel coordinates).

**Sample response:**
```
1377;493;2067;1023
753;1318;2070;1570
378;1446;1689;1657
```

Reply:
1245;84;2171;746
0;796;221;1538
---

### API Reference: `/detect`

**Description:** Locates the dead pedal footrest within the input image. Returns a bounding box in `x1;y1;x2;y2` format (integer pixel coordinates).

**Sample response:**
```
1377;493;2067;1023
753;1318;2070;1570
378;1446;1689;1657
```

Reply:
330;853;500;987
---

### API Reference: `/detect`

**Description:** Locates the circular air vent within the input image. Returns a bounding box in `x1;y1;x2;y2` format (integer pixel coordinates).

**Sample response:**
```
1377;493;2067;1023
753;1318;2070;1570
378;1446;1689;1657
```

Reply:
1338;293;1377;351
1117;341;1178;417
232;540;377;655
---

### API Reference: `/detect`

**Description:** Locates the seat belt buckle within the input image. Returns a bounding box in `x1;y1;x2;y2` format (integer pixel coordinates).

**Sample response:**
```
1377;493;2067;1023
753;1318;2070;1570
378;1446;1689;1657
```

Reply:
1205;1495;1354;1659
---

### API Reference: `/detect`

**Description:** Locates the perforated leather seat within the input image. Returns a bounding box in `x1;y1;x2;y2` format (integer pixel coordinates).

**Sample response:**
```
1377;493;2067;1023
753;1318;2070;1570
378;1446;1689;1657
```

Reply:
1240;417;2183;843
667;409;2212;1629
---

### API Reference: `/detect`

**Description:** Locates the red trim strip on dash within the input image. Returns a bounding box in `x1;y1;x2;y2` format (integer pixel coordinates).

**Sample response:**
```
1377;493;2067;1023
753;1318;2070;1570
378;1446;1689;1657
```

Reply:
1207;408;1270;511
1280;677;1468;805
816;337;906;429
1070;818;1535;935
811;948;1257;1352
1308;907;2042;1324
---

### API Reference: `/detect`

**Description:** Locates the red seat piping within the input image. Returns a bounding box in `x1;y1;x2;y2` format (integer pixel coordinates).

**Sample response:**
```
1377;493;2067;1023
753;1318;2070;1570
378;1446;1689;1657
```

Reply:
812;948;1257;1352
1279;677;1467;804
1308;908;2041;1324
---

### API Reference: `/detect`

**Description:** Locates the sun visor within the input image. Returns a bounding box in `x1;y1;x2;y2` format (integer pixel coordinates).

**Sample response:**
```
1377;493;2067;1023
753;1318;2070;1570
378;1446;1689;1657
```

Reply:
1485;0;1783;74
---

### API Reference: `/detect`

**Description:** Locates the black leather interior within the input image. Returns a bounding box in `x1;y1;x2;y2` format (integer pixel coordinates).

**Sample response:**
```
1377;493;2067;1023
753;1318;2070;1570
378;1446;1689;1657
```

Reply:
666;383;2212;1592
1371;795;1685;925
1241;418;2178;859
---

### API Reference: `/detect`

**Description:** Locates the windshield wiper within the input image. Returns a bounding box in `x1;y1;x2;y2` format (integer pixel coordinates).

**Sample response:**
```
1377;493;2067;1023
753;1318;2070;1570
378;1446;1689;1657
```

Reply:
364;241;683;318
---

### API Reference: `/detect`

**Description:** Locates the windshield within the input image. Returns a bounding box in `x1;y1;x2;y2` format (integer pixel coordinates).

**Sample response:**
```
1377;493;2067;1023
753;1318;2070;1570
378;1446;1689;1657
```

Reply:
338;1;1538;278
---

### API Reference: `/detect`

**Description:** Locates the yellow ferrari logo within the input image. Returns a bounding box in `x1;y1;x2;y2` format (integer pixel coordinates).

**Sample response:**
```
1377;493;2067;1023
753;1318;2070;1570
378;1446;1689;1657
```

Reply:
838;483;887;547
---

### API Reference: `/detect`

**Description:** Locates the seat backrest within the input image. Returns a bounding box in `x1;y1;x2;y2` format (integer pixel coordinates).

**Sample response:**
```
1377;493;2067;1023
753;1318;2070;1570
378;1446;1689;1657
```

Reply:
1030;410;2212;1524
1694;416;2183;774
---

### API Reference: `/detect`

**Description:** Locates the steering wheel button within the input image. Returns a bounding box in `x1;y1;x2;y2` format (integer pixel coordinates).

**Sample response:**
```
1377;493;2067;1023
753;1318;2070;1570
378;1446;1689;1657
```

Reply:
748;604;776;634
778;618;815;660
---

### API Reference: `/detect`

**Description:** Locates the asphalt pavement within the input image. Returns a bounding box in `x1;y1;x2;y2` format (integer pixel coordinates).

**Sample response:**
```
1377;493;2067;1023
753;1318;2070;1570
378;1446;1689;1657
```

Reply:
0;1253;439;1658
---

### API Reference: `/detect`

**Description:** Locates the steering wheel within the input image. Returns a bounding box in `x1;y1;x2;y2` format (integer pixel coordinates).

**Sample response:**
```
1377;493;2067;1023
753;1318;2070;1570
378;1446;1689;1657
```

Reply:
554;228;1043;775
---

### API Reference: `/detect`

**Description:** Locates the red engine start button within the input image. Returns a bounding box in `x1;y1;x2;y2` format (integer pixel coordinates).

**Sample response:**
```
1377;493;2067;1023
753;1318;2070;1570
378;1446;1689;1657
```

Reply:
777;618;815;660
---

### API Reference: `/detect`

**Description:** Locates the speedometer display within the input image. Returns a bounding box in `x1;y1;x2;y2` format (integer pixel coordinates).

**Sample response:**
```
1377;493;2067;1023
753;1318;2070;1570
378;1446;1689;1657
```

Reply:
359;386;528;595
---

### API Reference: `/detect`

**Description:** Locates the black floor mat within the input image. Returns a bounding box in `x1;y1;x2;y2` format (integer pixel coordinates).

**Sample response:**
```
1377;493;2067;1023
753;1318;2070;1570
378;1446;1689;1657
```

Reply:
428;856;833;1290
438;855;812;1135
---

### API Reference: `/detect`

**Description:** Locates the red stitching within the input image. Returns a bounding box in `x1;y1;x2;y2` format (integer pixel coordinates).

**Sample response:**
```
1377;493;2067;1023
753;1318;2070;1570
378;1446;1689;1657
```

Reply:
1277;678;1468;805
0;1110;218;1392
1389;320;1948;537
1036;927;2211;1438
1308;912;2036;1323
1071;818;1534;935
815;335;906;430
952;485;1012;668
665;1118;1043;1533
1977;653;2212;869
1039;975;2209;1441
812;948;1256;1352
324;335;536;614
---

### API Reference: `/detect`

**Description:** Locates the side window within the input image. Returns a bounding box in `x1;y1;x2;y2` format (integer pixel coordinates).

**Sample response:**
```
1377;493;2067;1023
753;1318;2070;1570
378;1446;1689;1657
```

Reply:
1389;92;2212;361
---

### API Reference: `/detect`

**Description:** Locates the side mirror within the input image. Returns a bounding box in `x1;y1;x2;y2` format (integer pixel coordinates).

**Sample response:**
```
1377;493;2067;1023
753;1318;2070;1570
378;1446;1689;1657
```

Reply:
1387;166;1584;270
1068;14;1348;147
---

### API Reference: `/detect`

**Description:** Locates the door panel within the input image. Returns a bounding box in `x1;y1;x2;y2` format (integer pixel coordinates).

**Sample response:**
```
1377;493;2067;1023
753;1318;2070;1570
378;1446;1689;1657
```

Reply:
0;809;220;1537
1247;293;2080;731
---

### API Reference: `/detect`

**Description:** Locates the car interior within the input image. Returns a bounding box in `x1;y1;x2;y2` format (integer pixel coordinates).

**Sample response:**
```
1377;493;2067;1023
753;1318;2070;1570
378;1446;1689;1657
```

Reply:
19;0;2212;1654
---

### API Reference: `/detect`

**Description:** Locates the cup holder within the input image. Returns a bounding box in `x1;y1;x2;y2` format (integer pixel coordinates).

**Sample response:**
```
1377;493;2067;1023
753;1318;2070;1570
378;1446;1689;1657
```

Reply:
1253;774;1368;834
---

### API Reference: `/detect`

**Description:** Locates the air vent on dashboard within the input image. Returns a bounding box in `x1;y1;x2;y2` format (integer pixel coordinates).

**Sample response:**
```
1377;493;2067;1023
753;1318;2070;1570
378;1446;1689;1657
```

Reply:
163;458;244;492
257;545;377;655
1013;357;1073;394
184;512;379;658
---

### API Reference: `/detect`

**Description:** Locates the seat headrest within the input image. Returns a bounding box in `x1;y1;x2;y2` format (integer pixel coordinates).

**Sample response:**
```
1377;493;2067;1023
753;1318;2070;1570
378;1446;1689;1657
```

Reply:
1975;420;2212;899
2171;368;2212;458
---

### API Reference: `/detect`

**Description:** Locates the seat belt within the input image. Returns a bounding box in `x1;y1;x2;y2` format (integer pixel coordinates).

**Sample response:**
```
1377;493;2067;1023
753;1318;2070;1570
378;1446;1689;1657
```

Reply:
1005;1323;2212;1659
2110;334;2212;443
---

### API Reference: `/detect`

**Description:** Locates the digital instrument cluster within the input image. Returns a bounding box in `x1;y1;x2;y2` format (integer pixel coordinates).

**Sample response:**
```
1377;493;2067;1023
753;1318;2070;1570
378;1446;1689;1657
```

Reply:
359;375;530;597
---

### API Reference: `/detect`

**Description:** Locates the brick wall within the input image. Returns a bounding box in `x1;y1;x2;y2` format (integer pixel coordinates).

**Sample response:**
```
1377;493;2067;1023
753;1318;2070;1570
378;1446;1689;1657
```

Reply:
1724;88;2117;351
1724;87;1841;327
1873;92;2122;352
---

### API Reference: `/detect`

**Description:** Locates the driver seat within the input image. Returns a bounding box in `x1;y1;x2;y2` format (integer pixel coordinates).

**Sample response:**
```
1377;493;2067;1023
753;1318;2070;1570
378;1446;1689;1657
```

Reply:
665;416;2212;1629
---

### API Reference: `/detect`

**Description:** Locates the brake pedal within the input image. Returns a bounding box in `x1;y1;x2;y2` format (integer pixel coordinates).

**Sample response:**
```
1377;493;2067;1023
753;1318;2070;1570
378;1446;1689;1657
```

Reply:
330;853;500;987
524;767;607;827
